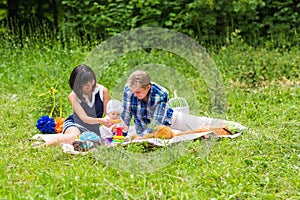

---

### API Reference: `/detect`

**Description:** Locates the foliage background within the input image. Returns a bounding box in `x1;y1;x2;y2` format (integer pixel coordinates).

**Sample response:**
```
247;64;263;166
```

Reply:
0;0;300;46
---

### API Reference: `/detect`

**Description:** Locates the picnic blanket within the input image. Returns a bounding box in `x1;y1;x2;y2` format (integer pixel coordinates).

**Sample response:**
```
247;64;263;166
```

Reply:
31;121;246;155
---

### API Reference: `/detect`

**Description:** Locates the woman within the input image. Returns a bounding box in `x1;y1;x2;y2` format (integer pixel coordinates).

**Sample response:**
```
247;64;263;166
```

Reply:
41;64;113;146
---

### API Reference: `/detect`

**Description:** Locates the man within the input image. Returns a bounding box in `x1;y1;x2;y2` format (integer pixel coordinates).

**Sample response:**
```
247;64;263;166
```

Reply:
121;70;173;135
121;70;248;137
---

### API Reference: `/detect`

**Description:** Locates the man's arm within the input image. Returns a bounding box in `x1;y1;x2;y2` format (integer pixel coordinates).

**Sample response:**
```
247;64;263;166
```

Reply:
121;86;132;129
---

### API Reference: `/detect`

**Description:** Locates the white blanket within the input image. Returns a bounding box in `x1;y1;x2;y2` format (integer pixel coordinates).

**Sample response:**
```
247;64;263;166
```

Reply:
122;131;215;146
31;126;242;154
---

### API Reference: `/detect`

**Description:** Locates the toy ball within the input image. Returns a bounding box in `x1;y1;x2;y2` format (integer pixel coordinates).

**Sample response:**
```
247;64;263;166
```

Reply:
36;115;56;134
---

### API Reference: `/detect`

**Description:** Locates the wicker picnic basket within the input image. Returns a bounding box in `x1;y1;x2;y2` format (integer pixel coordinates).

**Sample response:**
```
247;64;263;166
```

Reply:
169;91;189;114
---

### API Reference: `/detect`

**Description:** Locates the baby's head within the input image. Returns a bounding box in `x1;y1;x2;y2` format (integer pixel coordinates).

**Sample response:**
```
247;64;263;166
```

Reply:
106;100;123;120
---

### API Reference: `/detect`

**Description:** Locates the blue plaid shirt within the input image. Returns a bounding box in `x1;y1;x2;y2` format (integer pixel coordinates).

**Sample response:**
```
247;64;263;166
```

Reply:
121;82;174;136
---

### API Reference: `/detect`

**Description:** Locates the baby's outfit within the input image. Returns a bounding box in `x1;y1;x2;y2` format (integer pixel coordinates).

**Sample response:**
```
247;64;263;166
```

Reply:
100;115;128;144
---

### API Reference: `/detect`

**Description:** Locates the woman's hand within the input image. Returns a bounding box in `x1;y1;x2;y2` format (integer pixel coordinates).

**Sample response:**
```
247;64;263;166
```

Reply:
99;118;113;127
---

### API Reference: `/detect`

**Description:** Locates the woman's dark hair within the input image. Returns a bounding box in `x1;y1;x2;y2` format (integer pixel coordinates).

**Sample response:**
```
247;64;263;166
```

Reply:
69;64;96;102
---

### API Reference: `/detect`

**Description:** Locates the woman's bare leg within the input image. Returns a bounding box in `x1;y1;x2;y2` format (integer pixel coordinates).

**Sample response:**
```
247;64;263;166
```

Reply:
45;127;81;146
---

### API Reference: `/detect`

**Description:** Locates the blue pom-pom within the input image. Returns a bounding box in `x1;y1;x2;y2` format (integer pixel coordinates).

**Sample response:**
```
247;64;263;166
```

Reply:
80;131;100;141
36;115;56;134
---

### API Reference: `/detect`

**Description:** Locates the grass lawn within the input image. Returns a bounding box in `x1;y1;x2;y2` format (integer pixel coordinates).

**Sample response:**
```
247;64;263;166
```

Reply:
0;32;299;199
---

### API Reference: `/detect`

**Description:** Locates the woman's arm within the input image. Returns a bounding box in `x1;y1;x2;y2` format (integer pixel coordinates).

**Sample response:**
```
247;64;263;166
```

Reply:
68;92;112;127
102;86;110;115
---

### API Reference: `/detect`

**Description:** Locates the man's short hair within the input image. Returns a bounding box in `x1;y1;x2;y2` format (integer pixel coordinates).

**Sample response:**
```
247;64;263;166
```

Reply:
128;70;151;90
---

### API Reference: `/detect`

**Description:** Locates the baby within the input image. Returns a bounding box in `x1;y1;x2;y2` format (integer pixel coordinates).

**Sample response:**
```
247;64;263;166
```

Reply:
100;100;128;144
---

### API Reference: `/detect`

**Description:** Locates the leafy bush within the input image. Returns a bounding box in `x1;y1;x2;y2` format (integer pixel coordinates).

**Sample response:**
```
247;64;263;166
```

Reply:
58;0;300;46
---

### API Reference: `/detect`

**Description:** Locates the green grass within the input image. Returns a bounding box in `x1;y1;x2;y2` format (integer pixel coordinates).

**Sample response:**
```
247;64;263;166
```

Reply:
0;31;299;199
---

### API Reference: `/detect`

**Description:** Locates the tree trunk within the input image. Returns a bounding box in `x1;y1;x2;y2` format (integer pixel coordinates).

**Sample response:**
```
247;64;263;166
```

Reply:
7;0;20;32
